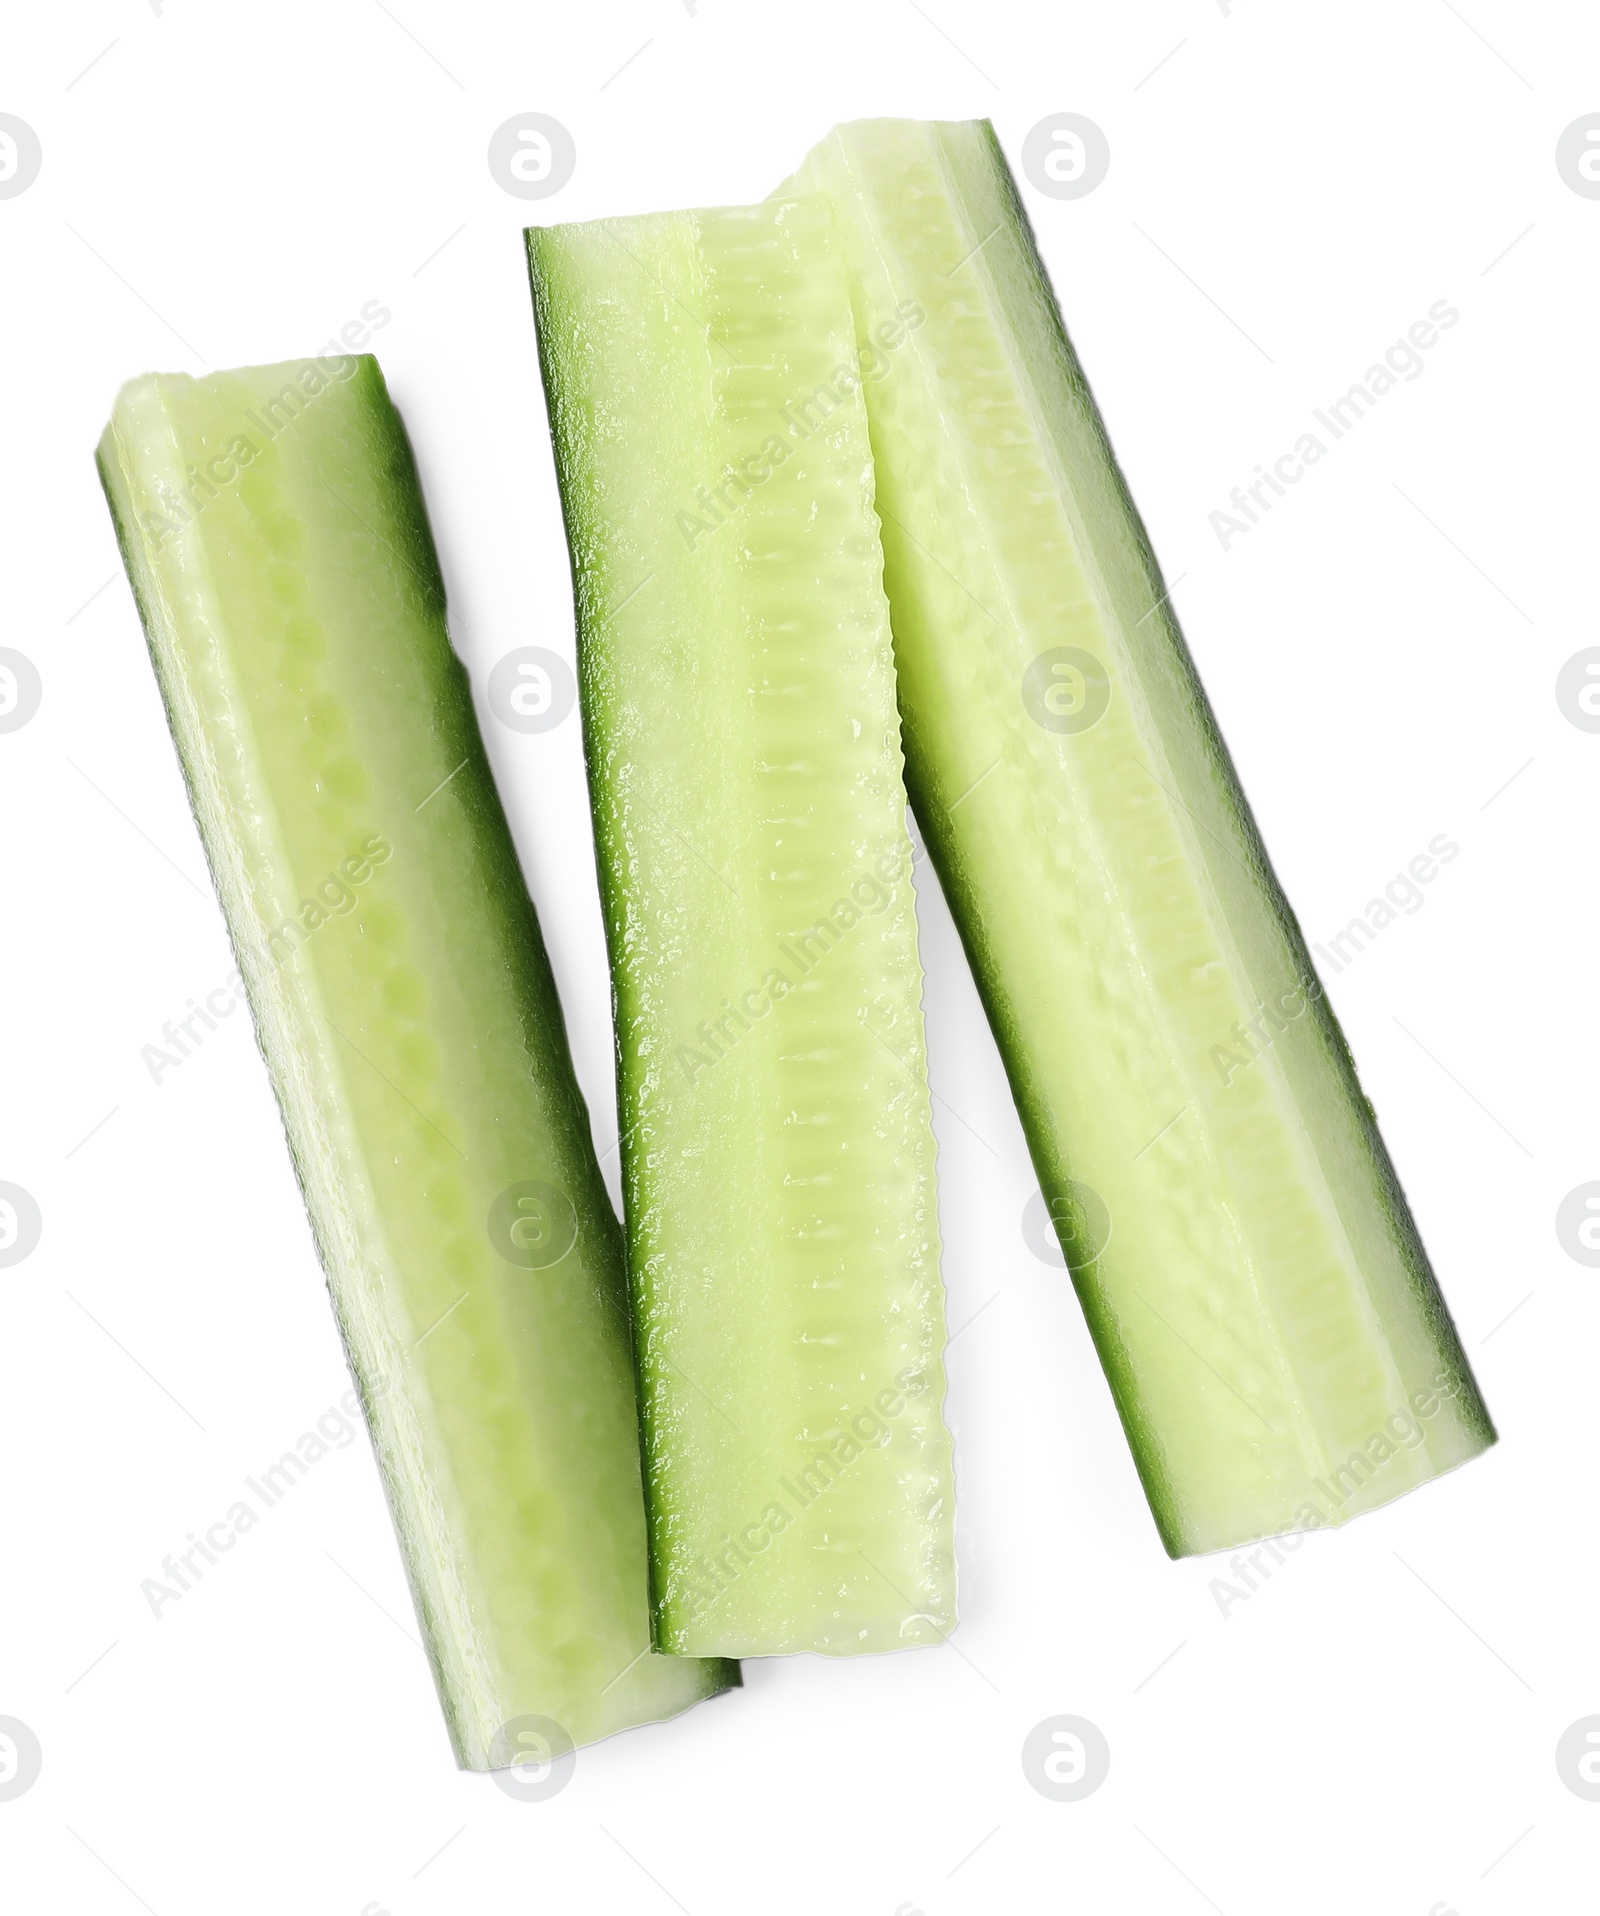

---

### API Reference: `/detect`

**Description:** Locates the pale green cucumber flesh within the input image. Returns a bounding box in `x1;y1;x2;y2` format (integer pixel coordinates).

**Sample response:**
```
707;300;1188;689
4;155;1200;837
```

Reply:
785;120;1494;1557
528;201;956;1654
98;357;737;1762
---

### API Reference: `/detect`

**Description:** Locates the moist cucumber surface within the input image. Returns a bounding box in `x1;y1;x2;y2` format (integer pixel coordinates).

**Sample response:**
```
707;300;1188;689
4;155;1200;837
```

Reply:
528;200;956;1654
98;357;736;1764
784;120;1494;1557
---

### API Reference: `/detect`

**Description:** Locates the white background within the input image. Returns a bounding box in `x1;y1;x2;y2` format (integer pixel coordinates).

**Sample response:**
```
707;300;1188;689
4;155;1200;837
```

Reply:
1;1;1594;1910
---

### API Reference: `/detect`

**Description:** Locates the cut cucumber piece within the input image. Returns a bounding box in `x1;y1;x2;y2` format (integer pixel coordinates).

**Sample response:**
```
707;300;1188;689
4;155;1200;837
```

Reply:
785;120;1494;1557
98;358;737;1764
527;200;956;1655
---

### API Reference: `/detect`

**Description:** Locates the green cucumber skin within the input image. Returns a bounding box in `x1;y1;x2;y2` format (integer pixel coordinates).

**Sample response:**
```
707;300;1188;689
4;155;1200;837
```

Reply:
521;261;665;1630
790;121;1494;1556
98;357;737;1760
521;260;669;1630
